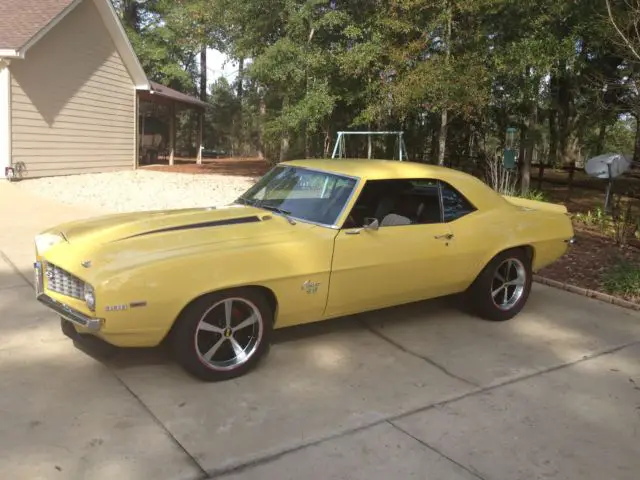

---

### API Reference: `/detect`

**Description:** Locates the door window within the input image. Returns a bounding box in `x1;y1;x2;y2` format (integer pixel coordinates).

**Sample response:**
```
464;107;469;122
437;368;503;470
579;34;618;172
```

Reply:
343;178;476;228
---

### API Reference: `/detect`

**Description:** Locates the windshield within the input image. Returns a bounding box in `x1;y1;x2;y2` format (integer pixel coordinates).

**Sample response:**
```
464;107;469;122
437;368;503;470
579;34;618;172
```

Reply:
236;165;358;226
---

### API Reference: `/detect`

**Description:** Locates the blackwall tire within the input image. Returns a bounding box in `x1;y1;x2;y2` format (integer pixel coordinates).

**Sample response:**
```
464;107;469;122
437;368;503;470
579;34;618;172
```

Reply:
467;248;532;321
171;288;273;381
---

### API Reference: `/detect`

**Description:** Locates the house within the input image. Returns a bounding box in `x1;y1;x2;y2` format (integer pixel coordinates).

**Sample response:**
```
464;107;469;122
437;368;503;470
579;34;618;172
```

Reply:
0;0;208;180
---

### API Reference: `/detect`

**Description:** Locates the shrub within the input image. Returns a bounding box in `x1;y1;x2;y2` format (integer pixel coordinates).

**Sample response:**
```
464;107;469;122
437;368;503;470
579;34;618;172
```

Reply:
610;197;638;247
574;207;609;234
520;189;548;202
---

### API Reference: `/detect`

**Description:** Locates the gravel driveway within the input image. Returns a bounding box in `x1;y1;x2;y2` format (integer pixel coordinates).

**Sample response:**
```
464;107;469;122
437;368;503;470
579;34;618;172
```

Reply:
14;170;256;213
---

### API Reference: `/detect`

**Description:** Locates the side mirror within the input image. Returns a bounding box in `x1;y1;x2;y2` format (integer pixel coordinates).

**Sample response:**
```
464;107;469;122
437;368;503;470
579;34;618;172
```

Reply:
363;217;379;231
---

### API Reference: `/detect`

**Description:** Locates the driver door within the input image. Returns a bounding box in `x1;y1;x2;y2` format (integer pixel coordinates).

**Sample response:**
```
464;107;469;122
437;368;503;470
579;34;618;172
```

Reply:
324;179;461;318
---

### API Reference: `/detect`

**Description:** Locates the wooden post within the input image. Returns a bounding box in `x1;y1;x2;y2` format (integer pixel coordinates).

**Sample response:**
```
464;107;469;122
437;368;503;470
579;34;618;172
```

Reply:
140;112;146;165
169;102;175;166
134;94;139;169
197;109;203;164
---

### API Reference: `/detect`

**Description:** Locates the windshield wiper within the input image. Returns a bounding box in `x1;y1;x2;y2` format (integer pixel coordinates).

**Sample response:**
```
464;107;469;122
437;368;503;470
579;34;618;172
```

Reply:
260;205;296;225
236;197;296;225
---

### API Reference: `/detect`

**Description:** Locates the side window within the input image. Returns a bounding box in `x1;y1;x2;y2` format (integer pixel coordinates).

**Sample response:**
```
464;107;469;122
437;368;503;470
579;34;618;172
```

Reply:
343;179;444;228
440;182;476;222
408;180;443;224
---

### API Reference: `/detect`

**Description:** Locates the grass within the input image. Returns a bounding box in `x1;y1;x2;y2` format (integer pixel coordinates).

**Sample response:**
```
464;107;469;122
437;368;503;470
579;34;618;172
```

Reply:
519;189;548;202
602;261;640;302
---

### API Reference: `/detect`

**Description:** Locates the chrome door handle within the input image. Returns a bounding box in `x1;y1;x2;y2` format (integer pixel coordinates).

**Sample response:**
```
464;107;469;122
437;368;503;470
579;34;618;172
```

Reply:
434;233;454;240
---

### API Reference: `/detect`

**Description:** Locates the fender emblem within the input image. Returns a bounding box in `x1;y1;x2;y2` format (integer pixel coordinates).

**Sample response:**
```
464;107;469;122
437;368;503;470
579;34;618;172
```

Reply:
301;280;321;294
81;260;92;268
105;304;128;312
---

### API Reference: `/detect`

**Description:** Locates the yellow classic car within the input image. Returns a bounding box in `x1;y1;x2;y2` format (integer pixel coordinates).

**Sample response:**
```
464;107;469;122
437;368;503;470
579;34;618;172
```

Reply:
33;159;574;381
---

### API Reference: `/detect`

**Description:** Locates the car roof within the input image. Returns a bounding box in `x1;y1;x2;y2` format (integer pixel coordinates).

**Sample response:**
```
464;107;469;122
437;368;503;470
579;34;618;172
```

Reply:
282;158;461;181
281;158;508;211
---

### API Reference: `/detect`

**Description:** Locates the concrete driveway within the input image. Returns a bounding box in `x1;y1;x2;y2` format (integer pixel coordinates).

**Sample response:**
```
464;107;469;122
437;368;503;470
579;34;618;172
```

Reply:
1;181;639;480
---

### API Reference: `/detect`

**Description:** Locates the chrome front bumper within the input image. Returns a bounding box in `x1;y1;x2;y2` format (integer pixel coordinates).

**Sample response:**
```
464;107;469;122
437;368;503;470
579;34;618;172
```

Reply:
37;294;104;331
34;261;103;332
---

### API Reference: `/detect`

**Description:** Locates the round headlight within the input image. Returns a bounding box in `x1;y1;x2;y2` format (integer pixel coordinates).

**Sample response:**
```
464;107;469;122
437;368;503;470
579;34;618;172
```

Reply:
84;284;96;312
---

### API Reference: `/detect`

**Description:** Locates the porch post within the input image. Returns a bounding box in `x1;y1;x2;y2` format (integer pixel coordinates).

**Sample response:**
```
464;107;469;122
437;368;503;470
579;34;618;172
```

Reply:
197;109;203;164
140;112;146;165
134;92;139;169
169;102;175;165
0;60;12;179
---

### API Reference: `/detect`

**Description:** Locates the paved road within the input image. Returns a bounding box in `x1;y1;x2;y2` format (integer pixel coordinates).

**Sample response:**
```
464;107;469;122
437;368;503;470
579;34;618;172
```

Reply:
1;181;639;480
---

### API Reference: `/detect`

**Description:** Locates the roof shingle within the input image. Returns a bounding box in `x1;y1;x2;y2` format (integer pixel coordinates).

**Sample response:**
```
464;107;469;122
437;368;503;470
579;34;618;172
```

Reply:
0;0;77;51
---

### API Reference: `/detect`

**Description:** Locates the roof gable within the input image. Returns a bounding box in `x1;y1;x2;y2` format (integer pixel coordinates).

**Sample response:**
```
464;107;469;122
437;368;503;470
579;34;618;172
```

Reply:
0;0;149;88
0;0;76;52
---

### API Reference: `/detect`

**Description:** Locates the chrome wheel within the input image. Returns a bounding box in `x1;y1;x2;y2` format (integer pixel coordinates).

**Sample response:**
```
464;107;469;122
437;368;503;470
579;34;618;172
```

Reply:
194;297;264;371
491;258;527;311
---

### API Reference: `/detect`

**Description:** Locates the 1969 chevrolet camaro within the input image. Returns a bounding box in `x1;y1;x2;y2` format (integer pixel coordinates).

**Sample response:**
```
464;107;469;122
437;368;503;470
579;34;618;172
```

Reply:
34;159;574;381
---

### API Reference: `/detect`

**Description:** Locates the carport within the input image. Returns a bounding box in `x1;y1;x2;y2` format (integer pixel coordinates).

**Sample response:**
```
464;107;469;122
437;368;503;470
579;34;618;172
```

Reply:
137;81;210;167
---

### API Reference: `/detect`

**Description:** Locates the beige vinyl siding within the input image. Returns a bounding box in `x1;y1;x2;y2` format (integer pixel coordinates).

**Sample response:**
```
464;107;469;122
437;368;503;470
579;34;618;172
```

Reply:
9;0;135;177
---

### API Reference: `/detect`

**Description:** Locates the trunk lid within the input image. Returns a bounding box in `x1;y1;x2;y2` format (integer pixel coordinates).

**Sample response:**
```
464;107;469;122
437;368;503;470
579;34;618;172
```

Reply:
502;195;569;215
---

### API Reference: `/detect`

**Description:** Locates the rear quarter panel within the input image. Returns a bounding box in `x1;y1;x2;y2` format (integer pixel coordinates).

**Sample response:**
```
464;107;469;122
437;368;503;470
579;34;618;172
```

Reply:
448;203;574;289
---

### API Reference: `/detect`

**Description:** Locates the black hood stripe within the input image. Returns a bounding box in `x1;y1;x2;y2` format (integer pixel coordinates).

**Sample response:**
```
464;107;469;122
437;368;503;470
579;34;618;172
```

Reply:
123;216;262;239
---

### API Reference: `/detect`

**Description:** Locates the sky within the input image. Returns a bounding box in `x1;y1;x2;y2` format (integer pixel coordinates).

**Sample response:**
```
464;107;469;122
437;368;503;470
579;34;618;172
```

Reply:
204;48;239;84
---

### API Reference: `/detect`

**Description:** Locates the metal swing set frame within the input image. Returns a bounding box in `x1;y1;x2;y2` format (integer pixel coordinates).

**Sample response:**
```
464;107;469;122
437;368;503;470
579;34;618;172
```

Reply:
330;131;409;161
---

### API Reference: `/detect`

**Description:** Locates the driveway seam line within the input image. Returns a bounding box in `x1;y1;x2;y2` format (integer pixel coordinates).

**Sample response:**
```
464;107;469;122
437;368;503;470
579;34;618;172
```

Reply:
207;419;386;478
387;420;489;480
0;249;34;288
359;319;480;387
109;371;209;480
390;338;640;422
205;338;640;478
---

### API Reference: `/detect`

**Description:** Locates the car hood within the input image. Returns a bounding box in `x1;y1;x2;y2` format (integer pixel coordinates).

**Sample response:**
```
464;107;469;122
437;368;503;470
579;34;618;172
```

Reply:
40;204;312;279
50;204;271;245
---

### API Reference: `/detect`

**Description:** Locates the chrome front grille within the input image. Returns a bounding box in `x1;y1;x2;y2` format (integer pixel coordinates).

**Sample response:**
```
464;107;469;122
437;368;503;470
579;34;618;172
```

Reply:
45;262;85;300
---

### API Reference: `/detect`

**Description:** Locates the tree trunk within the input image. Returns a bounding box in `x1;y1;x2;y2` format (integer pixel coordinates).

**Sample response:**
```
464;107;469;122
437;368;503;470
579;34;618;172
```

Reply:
596;123;607;155
430;116;439;163
438;0;452;166
256;88;266;160
521;99;537;195
438;110;448;166
279;95;290;162
323;124;332;158
564;134;580;201
548;71;559;168
236;58;244;99
120;0;140;32
199;46;207;102
235;58;245;154
634;115;640;165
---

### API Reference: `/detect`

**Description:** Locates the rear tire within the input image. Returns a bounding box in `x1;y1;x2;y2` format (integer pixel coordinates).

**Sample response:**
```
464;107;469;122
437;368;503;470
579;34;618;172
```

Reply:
466;248;532;321
170;288;273;381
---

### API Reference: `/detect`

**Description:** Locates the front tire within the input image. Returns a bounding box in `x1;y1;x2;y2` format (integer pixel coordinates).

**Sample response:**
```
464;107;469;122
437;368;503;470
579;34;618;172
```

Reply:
170;288;273;381
467;248;532;321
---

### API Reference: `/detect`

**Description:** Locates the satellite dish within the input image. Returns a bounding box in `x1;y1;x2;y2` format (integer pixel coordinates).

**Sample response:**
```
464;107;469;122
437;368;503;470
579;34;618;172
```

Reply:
584;153;632;212
585;153;631;179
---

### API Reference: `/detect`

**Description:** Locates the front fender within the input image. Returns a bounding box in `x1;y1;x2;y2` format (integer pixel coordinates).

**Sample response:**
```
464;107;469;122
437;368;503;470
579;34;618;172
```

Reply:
96;226;337;340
